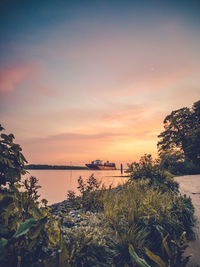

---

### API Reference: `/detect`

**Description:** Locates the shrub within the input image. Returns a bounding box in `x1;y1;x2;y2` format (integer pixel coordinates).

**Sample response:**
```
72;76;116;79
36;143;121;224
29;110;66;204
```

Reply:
65;158;195;266
171;161;200;175
64;222;118;266
103;179;195;266
0;125;69;267
128;154;179;192
159;149;200;175
1;124;196;267
66;174;195;266
0;125;27;188
67;174;106;212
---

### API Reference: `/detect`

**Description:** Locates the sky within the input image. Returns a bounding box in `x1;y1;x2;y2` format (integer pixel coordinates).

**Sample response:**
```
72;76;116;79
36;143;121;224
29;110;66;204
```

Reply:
0;0;200;167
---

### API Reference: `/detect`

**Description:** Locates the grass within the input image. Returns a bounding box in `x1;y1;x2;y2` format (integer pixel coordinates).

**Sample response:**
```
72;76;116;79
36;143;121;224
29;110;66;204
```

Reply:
65;173;195;266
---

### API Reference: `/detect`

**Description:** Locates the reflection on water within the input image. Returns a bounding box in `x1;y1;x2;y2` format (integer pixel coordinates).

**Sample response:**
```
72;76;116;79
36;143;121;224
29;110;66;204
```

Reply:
25;170;128;205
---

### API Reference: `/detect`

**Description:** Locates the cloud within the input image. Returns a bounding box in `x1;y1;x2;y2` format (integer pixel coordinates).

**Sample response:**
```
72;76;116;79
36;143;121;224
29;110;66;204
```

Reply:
0;65;34;93
120;66;197;96
59;20;200;98
20;131;122;164
35;85;57;97
22;131;120;147
101;105;151;124
19;112;163;165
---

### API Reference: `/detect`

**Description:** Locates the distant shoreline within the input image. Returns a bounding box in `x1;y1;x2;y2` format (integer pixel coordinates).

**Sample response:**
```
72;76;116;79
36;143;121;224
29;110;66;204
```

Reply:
25;164;87;170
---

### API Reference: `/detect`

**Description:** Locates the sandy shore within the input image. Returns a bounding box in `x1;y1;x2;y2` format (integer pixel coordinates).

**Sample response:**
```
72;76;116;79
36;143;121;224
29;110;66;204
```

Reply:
175;175;200;267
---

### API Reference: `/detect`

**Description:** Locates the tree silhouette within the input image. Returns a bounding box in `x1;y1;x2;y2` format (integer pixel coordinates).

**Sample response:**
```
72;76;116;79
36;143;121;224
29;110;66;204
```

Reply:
158;100;200;165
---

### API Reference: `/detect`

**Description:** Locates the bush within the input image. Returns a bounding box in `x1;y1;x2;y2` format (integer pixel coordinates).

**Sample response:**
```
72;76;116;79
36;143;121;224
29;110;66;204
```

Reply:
67;174;107;212
64;221;118;267
170;161;200;175
103;179;195;266
159;149;200;175
128;154;179;192
0;125;69;267
0;125;27;187
1;125;196;267
66;171;195;266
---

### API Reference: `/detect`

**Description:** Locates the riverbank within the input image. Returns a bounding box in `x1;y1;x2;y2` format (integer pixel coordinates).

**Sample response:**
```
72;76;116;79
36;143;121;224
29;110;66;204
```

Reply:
50;174;200;266
175;175;200;267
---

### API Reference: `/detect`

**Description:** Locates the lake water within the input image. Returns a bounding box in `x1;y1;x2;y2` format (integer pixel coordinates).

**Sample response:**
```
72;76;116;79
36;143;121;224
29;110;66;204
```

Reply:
25;170;129;205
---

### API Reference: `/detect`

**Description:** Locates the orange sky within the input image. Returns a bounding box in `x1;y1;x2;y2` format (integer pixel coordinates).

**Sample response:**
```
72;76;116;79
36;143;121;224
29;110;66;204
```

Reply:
0;1;200;167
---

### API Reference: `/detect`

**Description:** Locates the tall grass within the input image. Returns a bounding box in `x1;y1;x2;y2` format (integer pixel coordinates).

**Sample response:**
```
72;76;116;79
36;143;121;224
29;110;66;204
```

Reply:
102;179;195;266
65;174;195;266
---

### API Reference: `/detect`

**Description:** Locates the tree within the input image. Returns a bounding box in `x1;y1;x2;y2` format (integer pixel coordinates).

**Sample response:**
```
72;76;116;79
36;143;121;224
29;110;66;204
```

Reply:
0;125;27;188
0;125;68;267
158;100;200;165
192;100;200;128
159;149;184;170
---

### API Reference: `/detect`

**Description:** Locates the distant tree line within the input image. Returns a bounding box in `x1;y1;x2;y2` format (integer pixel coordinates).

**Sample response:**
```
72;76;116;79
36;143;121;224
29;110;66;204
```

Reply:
25;164;87;170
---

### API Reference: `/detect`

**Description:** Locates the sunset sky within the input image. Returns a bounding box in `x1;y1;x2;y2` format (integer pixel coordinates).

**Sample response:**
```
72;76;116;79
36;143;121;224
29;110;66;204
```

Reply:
0;0;200;167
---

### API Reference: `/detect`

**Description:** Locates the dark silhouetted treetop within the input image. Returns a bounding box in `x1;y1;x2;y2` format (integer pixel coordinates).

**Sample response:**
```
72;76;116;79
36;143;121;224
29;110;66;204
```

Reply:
158;100;200;165
0;124;27;187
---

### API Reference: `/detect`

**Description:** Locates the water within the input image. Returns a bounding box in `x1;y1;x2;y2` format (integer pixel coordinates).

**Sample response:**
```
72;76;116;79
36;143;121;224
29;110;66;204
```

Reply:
25;169;128;205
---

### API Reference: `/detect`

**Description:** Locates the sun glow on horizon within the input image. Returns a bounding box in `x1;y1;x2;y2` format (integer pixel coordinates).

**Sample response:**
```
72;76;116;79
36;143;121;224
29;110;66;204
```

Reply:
0;0;200;165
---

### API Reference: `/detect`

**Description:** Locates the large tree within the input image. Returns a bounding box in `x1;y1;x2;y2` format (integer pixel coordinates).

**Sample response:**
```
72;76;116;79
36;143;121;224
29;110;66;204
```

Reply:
158;100;200;165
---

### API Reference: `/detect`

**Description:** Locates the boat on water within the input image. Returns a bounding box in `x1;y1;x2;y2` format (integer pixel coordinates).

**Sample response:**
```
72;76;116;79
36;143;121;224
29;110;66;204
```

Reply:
85;160;116;170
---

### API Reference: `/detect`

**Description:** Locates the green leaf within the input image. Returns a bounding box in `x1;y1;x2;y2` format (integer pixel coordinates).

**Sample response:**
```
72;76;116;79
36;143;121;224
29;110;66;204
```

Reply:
162;234;171;258
129;244;151;267
28;216;47;240
14;218;36;238
0;238;8;261
30;207;44;219
145;247;166;267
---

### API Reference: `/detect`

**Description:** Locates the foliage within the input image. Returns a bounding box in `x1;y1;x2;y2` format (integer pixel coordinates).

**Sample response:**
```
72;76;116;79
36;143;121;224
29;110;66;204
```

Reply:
158;100;200;167
0;125;27;187
65;155;195;266
144;232;190;267
128;154;179;192
0;179;65;266
159;149;184;170
158;148;200;175
77;174;100;194
0;125;69;267
161;159;200;176
64;222;118;267
67;174;106;212
66;190;80;210
0;123;197;267
129;244;150;267
103;179;195;266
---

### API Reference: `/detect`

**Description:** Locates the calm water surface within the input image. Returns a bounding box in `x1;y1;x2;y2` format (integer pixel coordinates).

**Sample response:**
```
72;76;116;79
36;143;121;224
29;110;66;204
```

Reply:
25;170;128;205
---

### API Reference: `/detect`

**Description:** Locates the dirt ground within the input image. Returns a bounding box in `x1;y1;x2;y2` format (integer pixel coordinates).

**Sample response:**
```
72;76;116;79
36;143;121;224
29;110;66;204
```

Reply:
175;175;200;267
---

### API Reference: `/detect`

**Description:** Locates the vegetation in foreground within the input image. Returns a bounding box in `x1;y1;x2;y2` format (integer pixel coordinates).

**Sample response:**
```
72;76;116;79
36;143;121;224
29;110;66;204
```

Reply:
0;100;199;267
66;155;195;266
0;125;68;267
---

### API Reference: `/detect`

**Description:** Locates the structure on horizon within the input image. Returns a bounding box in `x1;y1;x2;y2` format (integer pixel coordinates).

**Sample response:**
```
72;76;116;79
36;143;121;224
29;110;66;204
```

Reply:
86;160;116;170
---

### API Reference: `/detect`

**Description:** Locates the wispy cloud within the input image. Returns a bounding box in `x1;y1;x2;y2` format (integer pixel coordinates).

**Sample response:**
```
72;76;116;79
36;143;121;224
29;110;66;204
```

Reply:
1;2;200;165
101;105;151;124
0;65;34;93
18;112;163;165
